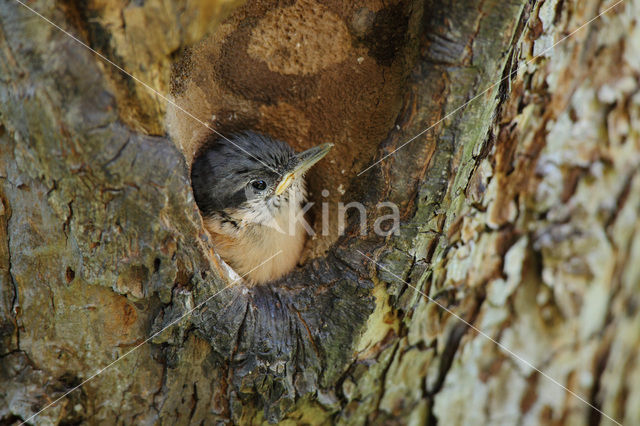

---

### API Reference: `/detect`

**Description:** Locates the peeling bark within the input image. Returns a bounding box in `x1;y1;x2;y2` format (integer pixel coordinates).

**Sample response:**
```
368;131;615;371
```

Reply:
1;0;639;425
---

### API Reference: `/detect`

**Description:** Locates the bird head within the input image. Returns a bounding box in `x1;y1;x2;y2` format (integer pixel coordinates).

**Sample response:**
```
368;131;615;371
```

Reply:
191;131;332;227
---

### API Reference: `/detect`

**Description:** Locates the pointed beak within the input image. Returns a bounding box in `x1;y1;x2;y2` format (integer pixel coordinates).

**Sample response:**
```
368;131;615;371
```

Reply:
275;143;333;196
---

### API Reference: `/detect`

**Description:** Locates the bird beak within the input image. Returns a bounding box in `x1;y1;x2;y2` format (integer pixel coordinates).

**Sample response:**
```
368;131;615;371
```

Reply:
275;143;333;196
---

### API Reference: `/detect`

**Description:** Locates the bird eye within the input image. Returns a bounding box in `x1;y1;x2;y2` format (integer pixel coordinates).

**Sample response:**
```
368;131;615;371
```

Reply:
251;180;267;191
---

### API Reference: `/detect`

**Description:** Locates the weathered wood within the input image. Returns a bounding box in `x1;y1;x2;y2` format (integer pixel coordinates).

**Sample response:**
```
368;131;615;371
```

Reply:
1;0;638;424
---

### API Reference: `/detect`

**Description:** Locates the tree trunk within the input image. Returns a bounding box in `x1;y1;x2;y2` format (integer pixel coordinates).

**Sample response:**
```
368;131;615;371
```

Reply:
1;0;638;424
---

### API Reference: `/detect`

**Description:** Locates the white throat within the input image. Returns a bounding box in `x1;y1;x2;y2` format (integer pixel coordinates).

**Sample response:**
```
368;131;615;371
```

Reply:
204;180;310;284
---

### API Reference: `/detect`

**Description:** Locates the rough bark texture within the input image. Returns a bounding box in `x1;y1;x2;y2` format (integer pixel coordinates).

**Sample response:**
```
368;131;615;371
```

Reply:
0;0;638;425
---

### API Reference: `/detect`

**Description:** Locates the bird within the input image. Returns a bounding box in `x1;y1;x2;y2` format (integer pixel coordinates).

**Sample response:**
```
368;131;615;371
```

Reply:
191;131;332;284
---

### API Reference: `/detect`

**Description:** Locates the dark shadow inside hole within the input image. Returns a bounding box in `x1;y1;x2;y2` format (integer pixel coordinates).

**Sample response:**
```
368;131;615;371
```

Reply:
65;266;75;283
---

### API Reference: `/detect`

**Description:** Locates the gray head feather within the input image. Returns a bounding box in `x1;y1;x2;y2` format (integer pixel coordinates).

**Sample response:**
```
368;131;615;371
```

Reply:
191;131;296;217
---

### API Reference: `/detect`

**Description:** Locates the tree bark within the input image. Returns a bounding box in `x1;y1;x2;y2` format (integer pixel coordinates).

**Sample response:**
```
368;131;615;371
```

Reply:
1;0;638;425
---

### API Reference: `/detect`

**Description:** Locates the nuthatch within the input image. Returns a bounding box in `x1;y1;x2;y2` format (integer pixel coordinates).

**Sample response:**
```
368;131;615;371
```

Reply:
191;131;332;284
